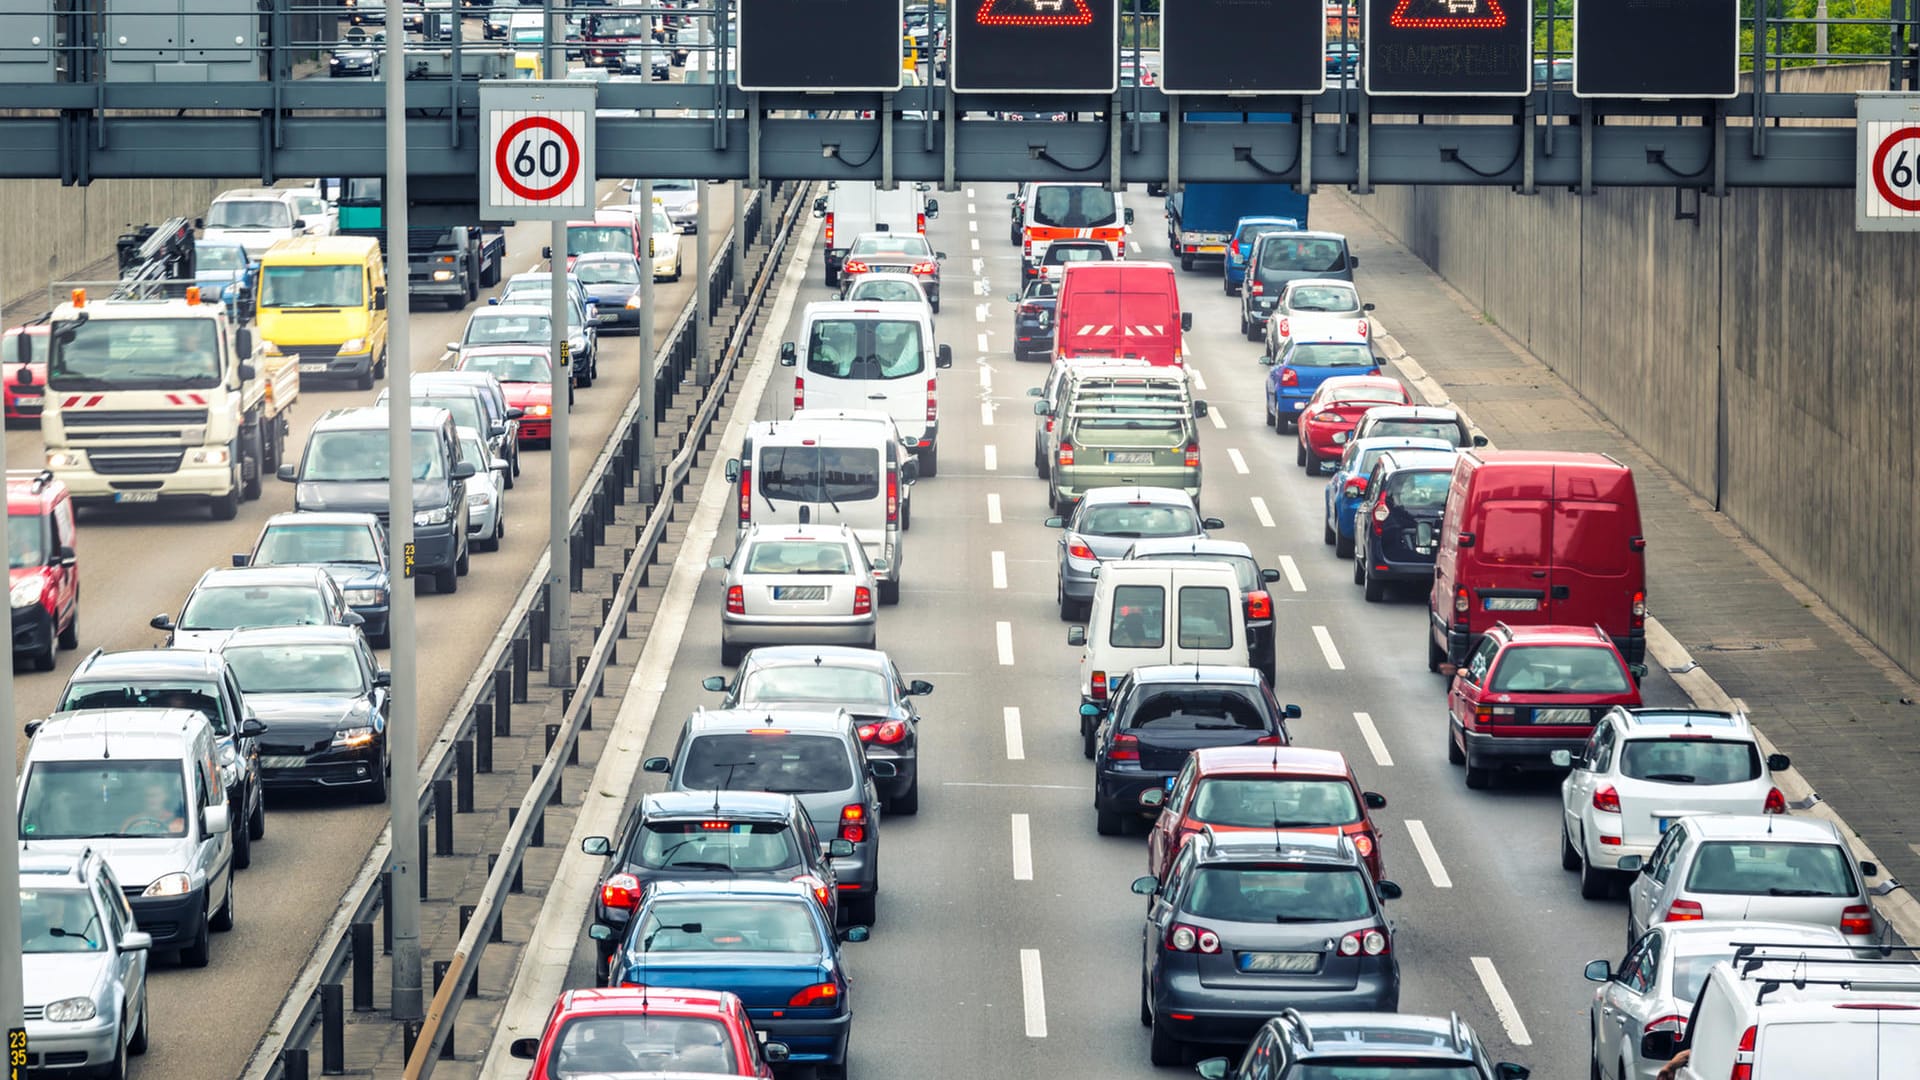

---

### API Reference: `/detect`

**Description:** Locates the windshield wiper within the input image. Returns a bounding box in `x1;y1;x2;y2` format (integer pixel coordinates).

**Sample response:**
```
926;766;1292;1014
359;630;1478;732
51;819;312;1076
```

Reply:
1766;888;1829;897
664;860;737;872
1643;773;1698;783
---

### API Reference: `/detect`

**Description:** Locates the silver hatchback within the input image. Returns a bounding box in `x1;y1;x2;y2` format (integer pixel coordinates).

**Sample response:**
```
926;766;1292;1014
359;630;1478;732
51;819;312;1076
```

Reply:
709;524;883;666
21;848;152;1076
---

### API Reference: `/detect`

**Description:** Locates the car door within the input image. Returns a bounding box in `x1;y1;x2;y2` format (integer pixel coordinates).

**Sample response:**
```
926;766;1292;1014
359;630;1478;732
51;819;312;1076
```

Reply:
1148;756;1198;879
1630;822;1686;936
1564;719;1613;840
50;496;78;629
1600;928;1660;1075
222;667;262;804
1449;635;1499;734
95;873;145;1032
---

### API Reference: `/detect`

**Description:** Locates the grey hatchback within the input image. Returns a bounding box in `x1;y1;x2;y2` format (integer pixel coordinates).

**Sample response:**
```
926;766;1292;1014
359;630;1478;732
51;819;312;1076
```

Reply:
1046;486;1223;622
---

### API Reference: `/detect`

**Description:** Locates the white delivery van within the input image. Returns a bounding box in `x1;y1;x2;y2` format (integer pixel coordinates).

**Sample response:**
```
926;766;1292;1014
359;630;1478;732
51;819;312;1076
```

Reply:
18;708;242;967
201;188;311;260
1066;560;1249;756
1680;946;1920;1080
812;180;941;286
726;414;921;604
780;300;954;475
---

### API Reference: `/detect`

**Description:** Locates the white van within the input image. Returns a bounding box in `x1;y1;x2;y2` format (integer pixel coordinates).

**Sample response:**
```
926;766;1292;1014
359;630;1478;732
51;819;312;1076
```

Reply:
1680;947;1920;1079
17;708;239;967
1066;560;1249;756
725;414;921;604
812;180;940;286
201;188;311;259
780;300;954;476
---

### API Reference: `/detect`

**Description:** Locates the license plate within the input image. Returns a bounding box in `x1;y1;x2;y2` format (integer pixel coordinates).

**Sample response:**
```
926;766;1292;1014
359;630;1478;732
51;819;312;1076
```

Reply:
1239;951;1320;973
299;362;329;373
1485;596;1540;611
772;586;826;601
1534;708;1592;725
113;491;159;503
1198;245;1225;254
262;755;308;769
598;312;618;322
1107;451;1155;464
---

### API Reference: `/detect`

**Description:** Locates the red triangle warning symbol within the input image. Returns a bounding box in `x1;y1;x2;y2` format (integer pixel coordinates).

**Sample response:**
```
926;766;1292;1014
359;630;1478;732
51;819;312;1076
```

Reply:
975;0;1095;28
1388;0;1510;30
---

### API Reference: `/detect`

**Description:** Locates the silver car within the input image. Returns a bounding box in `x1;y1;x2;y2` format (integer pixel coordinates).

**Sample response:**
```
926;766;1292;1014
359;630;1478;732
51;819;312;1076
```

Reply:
708;524;883;665
22;848;152;1075
457;426;508;552
1045;486;1221;622
1621;814;1884;952
1582;920;1845;1080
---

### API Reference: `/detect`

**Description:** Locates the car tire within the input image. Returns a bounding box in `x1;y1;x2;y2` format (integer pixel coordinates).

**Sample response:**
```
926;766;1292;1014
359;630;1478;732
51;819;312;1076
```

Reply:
1580;835;1614;900
1095;805;1126;836
1082;720;1096;760
1239;310;1250;337
1562;824;1584;872
128;995;148;1056
232;808;252;870
28;634;56;672
929;293;940;313
456;542;470;577
1363;562;1385;602
1296;439;1307;467
917;444;937;478
878;578;900;606
1447;725;1465;765
1140;977;1153;1027
1265;396;1276;428
843;894;876;927
1335;530;1355;561
179;902;212;968
720;641;744;666
1464;765;1492;790
435;566;458;594
355;366;375;392
58;607;79;651
96;1024;128;1080
900;494;911;531
818;1064;848;1080
1324;517;1336;546
890;780;919;815
359;753;389;804
1179;254;1194;272
248;788;266;841
1353;554;1366;586
371;626;391;649
1224;277;1236;296
1246;320;1262;343
1428;635;1447;674
1149;1015;1184;1067
210;869;237;932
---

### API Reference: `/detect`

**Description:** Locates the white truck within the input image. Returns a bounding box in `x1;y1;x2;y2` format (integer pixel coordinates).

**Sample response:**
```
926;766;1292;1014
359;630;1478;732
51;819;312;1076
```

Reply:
811;180;940;287
31;285;300;520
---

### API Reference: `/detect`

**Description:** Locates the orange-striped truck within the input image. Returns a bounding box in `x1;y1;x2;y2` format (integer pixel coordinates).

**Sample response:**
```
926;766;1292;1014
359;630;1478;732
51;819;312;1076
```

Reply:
1016;182;1134;283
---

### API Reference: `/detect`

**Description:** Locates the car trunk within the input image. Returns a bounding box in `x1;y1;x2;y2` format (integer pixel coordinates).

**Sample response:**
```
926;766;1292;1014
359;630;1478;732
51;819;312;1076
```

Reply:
1192;919;1364;993
1068;416;1190;471
740;570;854;618
1377;500;1443;565
1129;719;1270;773
622;952;830;1009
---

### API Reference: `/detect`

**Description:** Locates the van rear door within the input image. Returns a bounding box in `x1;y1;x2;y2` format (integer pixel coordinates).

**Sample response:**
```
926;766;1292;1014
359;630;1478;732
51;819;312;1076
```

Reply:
752;442;887;545
1056;266;1182;365
1550;465;1643;657
1081;568;1173;705
1465;473;1553;632
1169;572;1246;667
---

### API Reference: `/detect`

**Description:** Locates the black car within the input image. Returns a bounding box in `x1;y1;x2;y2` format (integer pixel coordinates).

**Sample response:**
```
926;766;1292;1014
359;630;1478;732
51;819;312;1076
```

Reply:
1195;1009;1532;1080
702;645;933;814
579;789;853;982
1353;448;1459;603
219;625;391;802
1028;237;1114;284
1009;278;1058;363
328;32;382;78
1087;665;1297;836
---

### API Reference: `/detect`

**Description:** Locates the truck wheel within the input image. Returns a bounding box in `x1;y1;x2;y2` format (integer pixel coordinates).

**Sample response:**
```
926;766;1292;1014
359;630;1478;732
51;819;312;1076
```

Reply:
1179;255;1195;272
435;566;458;594
241;427;264;501
210;486;240;522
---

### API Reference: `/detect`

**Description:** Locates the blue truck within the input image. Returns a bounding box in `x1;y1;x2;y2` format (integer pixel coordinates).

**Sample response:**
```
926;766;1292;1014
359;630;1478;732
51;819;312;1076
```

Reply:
1163;113;1311;275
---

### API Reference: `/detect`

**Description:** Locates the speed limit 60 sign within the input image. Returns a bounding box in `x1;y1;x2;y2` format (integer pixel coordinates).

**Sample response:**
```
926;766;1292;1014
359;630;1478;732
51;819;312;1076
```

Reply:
1858;93;1920;232
479;82;598;221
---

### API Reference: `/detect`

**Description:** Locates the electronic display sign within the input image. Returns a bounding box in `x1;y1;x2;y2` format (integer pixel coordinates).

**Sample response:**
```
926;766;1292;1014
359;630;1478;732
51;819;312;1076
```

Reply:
738;0;905;91
950;0;1119;94
1364;0;1532;97
1574;0;1739;99
1162;0;1325;95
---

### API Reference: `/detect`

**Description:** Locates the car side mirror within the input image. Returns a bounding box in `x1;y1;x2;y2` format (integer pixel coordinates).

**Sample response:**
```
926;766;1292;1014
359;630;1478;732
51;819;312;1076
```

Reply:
150;613;176;631
1344;482;1365;499
840;925;870;942
706;555;729;570
1375;879;1404;900
1617;855;1646;874
1067;626;1086;647
1766;753;1791;772
1363;791;1387;810
1044;515;1066;528
1584;959;1613;983
505;407;525;420
1349;254;1360;266
1861;860;1879;877
642;756;670;773
373;287;387;311
1005;192;1017;200
1124;207;1135;225
120;931;153;953
238;362;257;382
924;198;939;216
763;1041;791;1064
1196;1059;1231;1080
1130;875;1159;896
56;545;76;567
1006;292;1020;304
1192;399;1208;417
1456;531;1476;548
1550;749;1574;768
870;557;891;572
900;460;919;484
1261;568;1281;583
812;196;827;215
371;668;391;687
1362;302;1376;312
1201;517;1225;531
343;611;366;627
587;923;616;942
779;342;796;366
204;804;232;835
1282;704;1302;719
907;679;933;696
724;458;740;482
231;553;251;567
1033;400;1052;416
241;718;269;738
447;341;460;353
868;760;899;779
23;719;42;738
827;838;855;858
581;835;613;856
1494;1066;1530;1080
510;1037;540;1060
701;675;729;692
1181;312;1193;332
1025;386;1044;398
293;218;309;231
451;461;477;479
937;344;953;369
1472;434;1490;447
276;463;297;482
1139;787;1165;809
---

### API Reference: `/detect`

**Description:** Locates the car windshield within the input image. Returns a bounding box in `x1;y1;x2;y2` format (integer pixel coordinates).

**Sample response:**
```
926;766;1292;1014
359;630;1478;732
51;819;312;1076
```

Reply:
1077;503;1199;539
1261;237;1349;273
568;226;632;256
736;666;890;707
679;733;855;795
806;319;925;379
635;899;819;954
254;523;381;566
20;888;104;953
637;820;802;872
1031;186;1117;228
1288;1065;1481;1080
1387;470;1453;509
19;759;190;841
847;279;924;304
206;199;291;229
1369;419;1465;445
1183;866;1373;923
545;1015;738;1077
464;313;554;345
652;209;673;235
224;644;365;694
757;446;881;504
1127;689;1268;731
195;244;248;271
181;584;327;631
1619;739;1762;785
1487;645;1629;694
1285;343;1374;369
7;512;47;569
406;395;483;433
1686;841;1856;897
743;540;856;575
48;317;222;392
291;195;328;220
575;259;639;285
261;265;363;309
462;351;552;383
1191;778;1362;828
302;429;445;482
1133;553;1259;592
1288;286;1360;313
58;682;226;732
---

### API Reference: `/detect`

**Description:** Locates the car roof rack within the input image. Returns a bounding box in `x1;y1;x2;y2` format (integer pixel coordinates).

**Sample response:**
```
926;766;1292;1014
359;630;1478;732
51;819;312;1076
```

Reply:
1276;1008;1313;1050
1447;1010;1471;1054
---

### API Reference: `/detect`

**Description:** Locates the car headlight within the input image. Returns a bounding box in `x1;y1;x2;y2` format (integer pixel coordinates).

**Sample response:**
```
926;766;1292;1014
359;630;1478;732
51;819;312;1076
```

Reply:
468;489;492;507
218;742;237;766
345;587;386;606
45;450;85;468
432;269;455;282
339;337;368;354
626;295;640;309
10;577;44;608
529;404;551;417
260;339;283;356
415;506;451;527
42;996;98;1023
142;872;193;898
331;725;377;748
188;446;232;466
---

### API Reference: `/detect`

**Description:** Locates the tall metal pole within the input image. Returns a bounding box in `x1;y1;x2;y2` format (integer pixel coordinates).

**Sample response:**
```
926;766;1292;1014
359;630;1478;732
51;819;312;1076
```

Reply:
383;4;423;1024
0;303;21;1066
546;0;572;687
695;178;711;386
637;178;658;504
731;180;745;308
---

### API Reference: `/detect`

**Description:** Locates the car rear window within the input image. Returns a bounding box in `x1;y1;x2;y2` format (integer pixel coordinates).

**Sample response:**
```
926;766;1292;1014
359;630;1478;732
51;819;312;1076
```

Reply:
1288;285;1360;313
1386;470;1452;510
1177;586;1235;649
1286;343;1374;369
1488;645;1629;694
1109;585;1165;648
806;319;924;379
1182;866;1372;923
635;820;802;873
1322;384;1401;405
637;899;819;954
547;1015;736;1077
1368;419;1465;445
1077;503;1198;539
1134;553;1259;593
1129;688;1267;731
1619;739;1762;785
679;733;855;794
1685;841;1856;897
58;680;227;732
1192;778;1361;828
847;279;925;304
757;446;881;504
181;585;327;631
1288;1065;1480;1080
743;540;855;575
567;225;633;256
1260;237;1349;273
1045;244;1111;265
1031;186;1117;228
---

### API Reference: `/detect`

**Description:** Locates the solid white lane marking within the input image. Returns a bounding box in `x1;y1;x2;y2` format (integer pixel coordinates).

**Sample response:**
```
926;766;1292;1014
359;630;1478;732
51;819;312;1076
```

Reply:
991;550;1008;589
978;332;990;353
976;303;989;323
1190;368;1207;390
1277;555;1306;592
986;492;1002;523
968;219;978;232
1227;448;1249;475
526;260;543;273
1312;625;1345;670
1004;707;1025;761
1010;813;1033;879
984;445;998;471
1020;949;1048;1037
600;189;615;202
1208;408;1226;430
1405;819;1452;887
997;621;1014;665
1250;497;1275;528
981;400;994;426
1472;957;1533;1046
1353;711;1393;767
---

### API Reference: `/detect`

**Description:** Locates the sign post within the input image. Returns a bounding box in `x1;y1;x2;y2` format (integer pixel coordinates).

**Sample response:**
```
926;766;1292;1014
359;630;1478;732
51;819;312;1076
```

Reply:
1363;0;1532;97
1573;0;1738;99
738;0;903;91
950;0;1119;93
1857;93;1920;232
1162;0;1324;95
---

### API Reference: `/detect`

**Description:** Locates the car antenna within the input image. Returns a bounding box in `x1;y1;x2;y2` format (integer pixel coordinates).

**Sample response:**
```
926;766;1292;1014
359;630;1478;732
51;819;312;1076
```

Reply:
713;760;752;816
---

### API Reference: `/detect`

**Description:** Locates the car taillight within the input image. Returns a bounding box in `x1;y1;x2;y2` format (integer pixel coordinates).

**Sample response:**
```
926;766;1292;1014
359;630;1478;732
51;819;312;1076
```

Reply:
792;874;832;909
1640;1014;1688;1062
1109;733;1140;761
1338;928;1391;956
856;720;907;745
916;212;926;234
1166;924;1220;953
1275;317;1289;338
1184;442;1200;468
738;466;752;523
843;259;870;275
1730;1024;1757;1080
839;804;867;844
1351;832;1375;858
852;586;872;615
1245;590;1272;620
1250;281;1263;295
1764;787;1787;814
1664;899;1705;923
1453;587;1469;615
1019;303;1043;316
1058;441;1074;467
600;872;642;911
886;471;898;525
725;585;745;615
1592;786;1622;813
1090;670;1107;699
1842;904;1874;936
1632;589;1647;627
910;260;938;275
1023;238;1032;258
788;981;841;1008
1373;501;1390;524
1471;705;1515;726
926;377;937;422
1228;240;1240;259
1279;367;1299;387
794;374;804;410
1068;539;1095;560
824;213;834;248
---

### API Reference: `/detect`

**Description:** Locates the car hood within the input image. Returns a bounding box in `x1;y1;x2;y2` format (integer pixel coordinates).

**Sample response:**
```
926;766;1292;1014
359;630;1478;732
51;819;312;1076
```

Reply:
655;191;698;212
23;952;110;1008
247;694;372;732
296;479;451;513
21;838;198;892
501;382;552;409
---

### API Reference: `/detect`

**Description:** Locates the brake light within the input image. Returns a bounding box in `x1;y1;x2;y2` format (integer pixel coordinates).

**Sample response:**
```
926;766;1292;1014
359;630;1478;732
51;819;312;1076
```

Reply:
1641;1014;1688;1062
725;585;745;615
788;981;841;1008
1023;238;1032;258
916;212;926;234
851;586;872;616
600;872;642;911
910;260;938;275
885;470;899;525
1058;441;1074;467
839;804;866;844
792;874;832;909
793;374;804;410
1165;924;1220;953
1373;501;1389;524
856;720;907;745
926;377;937;422
1090;670;1107;700
843;259;870;276
1250;282;1263;296
1664;899;1704;923
1453;587;1469;615
1184;442;1200;468
1632;589;1647;627
1275;317;1289;339
1109;733;1140;762
1228;240;1240;259
1472;705;1514;726
1279;368;1299;387
824;213;834;248
1592;786;1622;813
1068;539;1095;560
1351;832;1375;858
1020;303;1043;316
1763;786;1787;814
1842;904;1874;936
1253;734;1286;746
1245;590;1272;620
1337;928;1390;956
1730;1024;1757;1080
738;465;752;523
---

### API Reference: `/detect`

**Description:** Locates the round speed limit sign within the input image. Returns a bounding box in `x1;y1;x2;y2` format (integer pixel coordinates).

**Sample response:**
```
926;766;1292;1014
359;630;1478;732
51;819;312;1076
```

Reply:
1870;125;1920;213
495;115;582;202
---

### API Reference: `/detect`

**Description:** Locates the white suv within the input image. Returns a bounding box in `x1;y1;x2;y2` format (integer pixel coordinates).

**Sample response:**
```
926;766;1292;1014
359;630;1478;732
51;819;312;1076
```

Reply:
1554;708;1790;900
1679;946;1920;1079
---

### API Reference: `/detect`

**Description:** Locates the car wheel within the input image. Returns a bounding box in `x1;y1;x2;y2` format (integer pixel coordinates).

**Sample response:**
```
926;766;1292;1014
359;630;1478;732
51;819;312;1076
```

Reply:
929;293;940;313
843;894;876;926
435;566;458;594
1562;824;1583;872
1149;1014;1185;1067
128;995;148;1056
1580;834;1614;900
1464;765;1492;790
1095;805;1127;836
1224;276;1236;296
248;788;266;840
232;808;252;870
720;641;744;666
359;752;389;804
96;1023;128;1080
1363;561;1385;602
1265;396;1276;428
1335;529;1355;561
210;868;237;931
1296;439;1307;467
1238;310;1250;337
1082;725;1096;760
1353;553;1366;586
58;608;79;651
455;542;470;577
1447;725;1466;765
890;779;919;815
28;634;56;672
818;1064;848;1080
371;626;391;649
1324;516;1336;546
179;902;212;968
878;578;900;606
1140;976;1153;1027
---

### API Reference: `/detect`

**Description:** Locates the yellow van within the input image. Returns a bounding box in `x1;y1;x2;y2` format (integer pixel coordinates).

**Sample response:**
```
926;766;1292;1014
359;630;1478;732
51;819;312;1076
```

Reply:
255;235;389;390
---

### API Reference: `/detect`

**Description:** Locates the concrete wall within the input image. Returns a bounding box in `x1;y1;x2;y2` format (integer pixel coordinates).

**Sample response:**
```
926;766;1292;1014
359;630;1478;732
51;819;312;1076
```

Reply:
1346;65;1920;678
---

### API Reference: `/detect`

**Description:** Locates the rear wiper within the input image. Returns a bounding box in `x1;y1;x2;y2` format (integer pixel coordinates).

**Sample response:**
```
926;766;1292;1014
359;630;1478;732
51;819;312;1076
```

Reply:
1766;888;1828;897
665;860;737;872
1643;773;1698;783
1193;723;1246;731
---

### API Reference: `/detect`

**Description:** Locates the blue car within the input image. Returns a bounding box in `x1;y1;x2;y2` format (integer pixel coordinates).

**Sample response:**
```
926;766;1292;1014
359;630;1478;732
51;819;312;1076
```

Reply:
599;880;865;1072
1323;436;1455;559
1263;336;1381;431
193;239;257;317
235;511;395;649
1223;215;1301;296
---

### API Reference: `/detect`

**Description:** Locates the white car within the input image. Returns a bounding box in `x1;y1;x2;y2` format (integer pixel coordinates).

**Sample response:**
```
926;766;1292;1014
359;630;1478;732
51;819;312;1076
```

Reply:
285;187;336;237
1262;278;1373;360
457;426;508;552
598;202;682;281
707;523;883;665
841;271;931;308
1556;707;1791;899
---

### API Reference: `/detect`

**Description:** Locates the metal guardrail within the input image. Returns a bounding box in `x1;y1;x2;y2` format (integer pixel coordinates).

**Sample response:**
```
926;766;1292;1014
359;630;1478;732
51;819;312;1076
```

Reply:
244;178;794;1080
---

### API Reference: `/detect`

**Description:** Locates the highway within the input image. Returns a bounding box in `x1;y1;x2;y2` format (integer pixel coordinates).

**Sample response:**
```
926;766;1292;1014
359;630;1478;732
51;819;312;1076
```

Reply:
8;181;738;1080
527;185;1696;1079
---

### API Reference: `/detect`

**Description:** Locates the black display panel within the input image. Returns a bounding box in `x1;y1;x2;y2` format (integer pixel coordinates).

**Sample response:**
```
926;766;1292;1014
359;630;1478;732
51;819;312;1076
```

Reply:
1364;0;1532;97
950;0;1119;94
738;0;904;91
1574;0;1739;99
1162;0;1325;95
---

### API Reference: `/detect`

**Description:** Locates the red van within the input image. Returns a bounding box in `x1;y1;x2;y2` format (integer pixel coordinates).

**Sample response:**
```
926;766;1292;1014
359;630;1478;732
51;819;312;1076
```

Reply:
1053;262;1191;367
1427;450;1646;673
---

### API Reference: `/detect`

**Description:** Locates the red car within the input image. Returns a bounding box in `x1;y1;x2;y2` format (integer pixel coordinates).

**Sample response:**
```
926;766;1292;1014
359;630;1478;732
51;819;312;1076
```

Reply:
456;345;562;446
3;325;49;425
509;987;788;1077
1447;622;1643;790
8;468;80;671
1144;746;1389;884
1295;375;1411;474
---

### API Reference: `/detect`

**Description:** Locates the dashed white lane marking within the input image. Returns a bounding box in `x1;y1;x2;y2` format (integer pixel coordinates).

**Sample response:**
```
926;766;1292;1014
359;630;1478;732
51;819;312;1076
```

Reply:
967;186;977;197
1004;707;1025;761
1226;448;1249;475
1129;240;1141;253
1353;711;1393;767
991;550;1008;589
600;190;616;202
974;278;991;297
984;445;998;471
1277;555;1306;592
526;260;543;273
996;621;1015;665
986;492;1002;523
981;401;994;426
1405;819;1452;888
1020;949;1048;1038
976;303;989;323
972;257;985;275
968;219;978;232
1311;625;1345;670
968;202;977;215
1010;813;1033;879
1471;957;1533;1046
1250;497;1275;528
1208;408;1226;430
978;332;990;353
971;237;980;251
1190;368;1207;390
